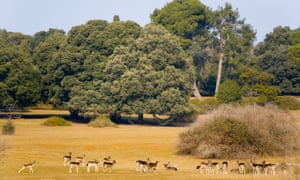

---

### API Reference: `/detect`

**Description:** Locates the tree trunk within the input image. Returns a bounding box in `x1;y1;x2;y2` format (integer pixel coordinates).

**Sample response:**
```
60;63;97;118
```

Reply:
138;113;144;124
215;25;226;96
69;108;79;119
215;48;224;96
192;81;201;99
110;111;121;123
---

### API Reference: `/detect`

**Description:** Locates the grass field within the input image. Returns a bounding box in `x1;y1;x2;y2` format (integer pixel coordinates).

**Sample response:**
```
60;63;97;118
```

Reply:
0;110;299;179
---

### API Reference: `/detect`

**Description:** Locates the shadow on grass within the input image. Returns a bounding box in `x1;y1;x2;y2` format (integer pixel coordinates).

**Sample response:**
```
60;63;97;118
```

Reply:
0;112;193;127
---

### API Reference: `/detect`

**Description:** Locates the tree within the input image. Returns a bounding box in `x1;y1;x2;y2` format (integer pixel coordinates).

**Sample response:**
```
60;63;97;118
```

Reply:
0;30;42;108
211;3;255;96
151;1;255;97
217;79;241;103
32;30;66;103
66;20;141;117
151;0;212;98
103;24;194;123
151;0;211;49
288;28;300;67
255;26;300;95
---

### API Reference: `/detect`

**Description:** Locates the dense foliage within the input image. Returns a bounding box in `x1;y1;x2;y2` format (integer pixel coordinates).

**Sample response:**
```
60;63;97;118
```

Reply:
0;0;299;119
216;79;241;103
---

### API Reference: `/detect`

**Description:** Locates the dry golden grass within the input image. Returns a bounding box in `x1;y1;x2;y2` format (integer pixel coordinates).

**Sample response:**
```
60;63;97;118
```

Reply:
0;116;299;179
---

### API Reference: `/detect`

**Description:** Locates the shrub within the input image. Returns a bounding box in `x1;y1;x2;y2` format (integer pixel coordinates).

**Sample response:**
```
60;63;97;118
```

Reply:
189;97;219;114
2;120;15;135
275;96;300;110
42;116;71;126
217;80;241;103
177;105;299;159
88;114;117;128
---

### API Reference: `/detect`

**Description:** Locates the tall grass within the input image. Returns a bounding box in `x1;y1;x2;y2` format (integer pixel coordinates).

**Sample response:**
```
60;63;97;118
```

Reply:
177;105;300;159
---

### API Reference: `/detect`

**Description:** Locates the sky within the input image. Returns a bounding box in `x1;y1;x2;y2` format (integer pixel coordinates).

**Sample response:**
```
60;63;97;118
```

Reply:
0;0;299;43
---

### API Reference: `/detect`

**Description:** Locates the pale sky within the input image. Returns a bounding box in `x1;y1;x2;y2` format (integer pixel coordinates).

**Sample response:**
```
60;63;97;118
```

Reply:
0;0;299;43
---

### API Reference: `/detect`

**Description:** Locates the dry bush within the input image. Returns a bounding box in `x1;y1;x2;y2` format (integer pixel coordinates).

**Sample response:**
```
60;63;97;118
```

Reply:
88;114;117;128
2;120;15;135
41;116;71;126
177;104;300;159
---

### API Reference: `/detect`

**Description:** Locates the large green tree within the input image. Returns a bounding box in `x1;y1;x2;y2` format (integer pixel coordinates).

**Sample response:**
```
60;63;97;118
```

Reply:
66;20;142;117
103;24;194;123
255;26;300;95
151;0;211;49
32;29;66;103
288;28;300;68
211;3;256;96
151;1;255;96
0;30;42;108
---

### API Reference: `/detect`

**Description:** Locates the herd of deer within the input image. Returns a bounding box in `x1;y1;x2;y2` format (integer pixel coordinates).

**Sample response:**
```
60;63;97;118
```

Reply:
195;159;284;176
17;152;288;176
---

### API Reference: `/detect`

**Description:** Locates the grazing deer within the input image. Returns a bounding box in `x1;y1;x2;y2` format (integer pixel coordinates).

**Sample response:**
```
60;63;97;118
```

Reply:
69;161;81;173
164;162;178;171
136;158;150;172
196;160;209;174
86;159;100;173
237;160;246;175
18;160;36;173
63;152;72;166
76;153;86;167
103;160;116;172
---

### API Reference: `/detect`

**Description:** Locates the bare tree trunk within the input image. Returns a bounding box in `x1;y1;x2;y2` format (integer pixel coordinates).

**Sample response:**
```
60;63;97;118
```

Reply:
215;24;226;96
192;81;201;99
215;48;224;96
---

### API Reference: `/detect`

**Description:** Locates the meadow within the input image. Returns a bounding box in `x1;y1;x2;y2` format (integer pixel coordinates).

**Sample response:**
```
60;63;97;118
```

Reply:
0;109;299;180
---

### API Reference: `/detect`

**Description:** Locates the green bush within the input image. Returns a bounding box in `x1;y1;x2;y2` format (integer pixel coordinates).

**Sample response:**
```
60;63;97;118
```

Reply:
275;96;300;110
2;120;15;135
88;114;117;128
42;116;71;126
177;105;299;159
189;98;219;114
217;80;241;103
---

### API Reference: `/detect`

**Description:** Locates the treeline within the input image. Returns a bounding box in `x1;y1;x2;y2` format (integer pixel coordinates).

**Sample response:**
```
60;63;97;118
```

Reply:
0;0;299;120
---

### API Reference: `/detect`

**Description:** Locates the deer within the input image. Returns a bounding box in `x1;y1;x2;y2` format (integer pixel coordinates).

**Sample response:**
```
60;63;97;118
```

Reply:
103;160;116;172
136;158;150;172
146;160;159;173
221;161;229;175
164;161;178;171
250;160;263;175
63;152;72;166
18;160;36;173
76;153;86;167
262;160;276;176
103;156;111;162
196;160;209;174
237;160;246;175
69;161;81;173
208;160;220;174
86;159;101;173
